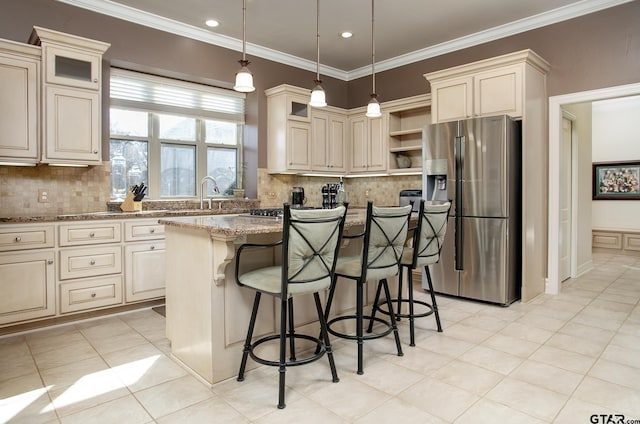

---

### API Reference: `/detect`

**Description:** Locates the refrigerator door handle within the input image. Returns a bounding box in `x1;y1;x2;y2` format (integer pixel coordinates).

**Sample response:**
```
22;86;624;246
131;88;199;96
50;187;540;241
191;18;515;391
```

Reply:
455;135;464;271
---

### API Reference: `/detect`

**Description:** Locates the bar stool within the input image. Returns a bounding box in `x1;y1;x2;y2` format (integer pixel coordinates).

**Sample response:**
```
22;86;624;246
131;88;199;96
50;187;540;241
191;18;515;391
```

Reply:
324;201;412;375
369;199;451;346
234;204;348;409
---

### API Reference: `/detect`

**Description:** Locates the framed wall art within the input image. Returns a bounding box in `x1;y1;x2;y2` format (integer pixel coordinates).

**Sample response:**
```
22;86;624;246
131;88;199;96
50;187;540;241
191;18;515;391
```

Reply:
592;161;640;200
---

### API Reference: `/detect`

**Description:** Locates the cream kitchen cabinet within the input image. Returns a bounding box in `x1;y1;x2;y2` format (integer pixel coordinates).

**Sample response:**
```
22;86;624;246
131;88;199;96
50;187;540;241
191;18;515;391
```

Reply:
311;108;348;173
0;218;170;329
425;49;550;302
124;220;166;302
0;224;56;325
124;241;165;302
266;84;312;173
58;221;123;312
385;94;431;175
348;111;386;173
29;26;109;166
0;39;40;165
426;50;548;123
59;275;122;314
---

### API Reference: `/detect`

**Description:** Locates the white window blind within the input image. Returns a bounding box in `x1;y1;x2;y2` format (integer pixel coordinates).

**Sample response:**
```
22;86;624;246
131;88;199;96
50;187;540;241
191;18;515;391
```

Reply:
110;68;245;122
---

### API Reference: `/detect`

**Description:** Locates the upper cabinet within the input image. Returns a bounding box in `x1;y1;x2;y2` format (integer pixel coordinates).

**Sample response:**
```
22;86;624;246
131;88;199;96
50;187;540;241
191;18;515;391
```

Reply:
348;111;386;174
29;27;110;166
0;40;40;165
266;84;430;176
266;85;312;173
426;50;549;123
311;107;348;174
385;94;431;175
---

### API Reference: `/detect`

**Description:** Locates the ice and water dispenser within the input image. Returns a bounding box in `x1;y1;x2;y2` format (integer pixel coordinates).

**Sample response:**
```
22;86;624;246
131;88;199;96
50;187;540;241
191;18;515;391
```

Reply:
424;159;448;201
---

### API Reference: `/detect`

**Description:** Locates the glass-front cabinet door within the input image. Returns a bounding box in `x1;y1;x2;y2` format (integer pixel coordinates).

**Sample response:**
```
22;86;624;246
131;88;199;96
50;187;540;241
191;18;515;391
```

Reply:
44;46;101;90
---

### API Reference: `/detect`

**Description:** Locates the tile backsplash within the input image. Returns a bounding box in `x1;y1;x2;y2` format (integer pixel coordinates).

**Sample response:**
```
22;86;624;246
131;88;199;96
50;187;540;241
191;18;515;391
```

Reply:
257;168;422;208
0;164;422;217
0;164;111;217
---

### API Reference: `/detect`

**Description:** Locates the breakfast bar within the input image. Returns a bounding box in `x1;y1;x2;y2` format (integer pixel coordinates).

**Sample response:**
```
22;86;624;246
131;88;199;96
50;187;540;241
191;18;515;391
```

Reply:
160;211;371;385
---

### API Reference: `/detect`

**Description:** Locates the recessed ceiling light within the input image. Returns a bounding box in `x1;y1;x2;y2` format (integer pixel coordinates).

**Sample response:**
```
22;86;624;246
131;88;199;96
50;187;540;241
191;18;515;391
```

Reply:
340;31;353;39
205;19;220;28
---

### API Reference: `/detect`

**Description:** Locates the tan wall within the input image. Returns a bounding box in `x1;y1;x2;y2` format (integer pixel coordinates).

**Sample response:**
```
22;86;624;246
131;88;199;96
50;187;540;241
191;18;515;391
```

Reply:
1;0;639;215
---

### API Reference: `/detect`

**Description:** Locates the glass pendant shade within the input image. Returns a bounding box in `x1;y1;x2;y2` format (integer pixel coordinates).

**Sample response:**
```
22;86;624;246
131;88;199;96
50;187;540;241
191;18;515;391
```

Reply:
365;0;381;118
233;0;255;93
366;94;381;118
234;60;255;92
309;81;327;107
309;0;327;108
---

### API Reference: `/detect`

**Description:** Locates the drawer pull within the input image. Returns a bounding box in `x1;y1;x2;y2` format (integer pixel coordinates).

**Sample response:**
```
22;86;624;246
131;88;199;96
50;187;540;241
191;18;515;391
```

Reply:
14;236;22;242
150;228;155;233
91;293;96;298
89;232;95;237
90;260;96;265
47;260;54;265
150;245;155;250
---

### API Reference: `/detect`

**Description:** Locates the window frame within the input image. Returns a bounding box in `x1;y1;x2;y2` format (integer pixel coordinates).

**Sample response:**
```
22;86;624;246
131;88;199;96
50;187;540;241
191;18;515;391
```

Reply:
109;69;245;200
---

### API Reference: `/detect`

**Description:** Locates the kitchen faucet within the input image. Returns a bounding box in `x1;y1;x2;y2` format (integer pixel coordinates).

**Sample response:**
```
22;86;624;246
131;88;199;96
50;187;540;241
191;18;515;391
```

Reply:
200;176;220;209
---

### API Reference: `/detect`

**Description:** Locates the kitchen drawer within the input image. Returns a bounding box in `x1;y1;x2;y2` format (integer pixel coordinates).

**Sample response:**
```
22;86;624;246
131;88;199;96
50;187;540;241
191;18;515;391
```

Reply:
0;225;55;252
59;245;122;280
124;220;165;241
59;275;123;313
59;222;121;246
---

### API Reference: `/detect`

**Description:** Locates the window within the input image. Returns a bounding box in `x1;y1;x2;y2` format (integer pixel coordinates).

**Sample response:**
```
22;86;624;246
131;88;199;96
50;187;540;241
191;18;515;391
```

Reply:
109;69;245;200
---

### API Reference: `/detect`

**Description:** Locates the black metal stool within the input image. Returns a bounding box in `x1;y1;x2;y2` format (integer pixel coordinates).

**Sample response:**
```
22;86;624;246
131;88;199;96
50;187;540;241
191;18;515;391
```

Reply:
324;201;412;375
369;199;451;346
235;203;348;409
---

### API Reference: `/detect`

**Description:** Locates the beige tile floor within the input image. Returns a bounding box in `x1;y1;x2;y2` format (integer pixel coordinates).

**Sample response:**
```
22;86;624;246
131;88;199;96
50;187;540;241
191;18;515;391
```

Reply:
1;252;639;423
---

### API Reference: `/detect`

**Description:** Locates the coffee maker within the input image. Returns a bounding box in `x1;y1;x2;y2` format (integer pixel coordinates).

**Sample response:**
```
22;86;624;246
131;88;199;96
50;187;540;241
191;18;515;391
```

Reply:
291;187;305;208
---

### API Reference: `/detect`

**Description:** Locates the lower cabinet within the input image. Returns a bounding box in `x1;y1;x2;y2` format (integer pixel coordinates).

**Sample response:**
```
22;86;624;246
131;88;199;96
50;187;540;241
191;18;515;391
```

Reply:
124;241;165;302
0;250;55;325
59;275;123;313
0;218;167;329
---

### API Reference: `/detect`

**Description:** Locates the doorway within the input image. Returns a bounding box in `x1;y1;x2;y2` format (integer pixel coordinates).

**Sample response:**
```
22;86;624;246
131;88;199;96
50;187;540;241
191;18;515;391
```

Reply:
547;82;640;295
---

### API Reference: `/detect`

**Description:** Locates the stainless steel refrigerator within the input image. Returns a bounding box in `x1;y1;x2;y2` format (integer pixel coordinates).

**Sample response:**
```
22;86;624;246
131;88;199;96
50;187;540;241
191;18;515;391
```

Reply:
422;115;521;305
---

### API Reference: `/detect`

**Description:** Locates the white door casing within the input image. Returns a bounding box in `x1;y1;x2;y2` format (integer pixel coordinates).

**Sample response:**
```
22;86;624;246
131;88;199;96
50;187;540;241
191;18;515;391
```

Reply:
547;82;640;295
559;114;574;282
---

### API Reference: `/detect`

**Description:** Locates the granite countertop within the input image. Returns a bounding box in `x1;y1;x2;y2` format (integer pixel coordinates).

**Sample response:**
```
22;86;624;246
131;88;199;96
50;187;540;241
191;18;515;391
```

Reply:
0;199;260;223
160;210;368;237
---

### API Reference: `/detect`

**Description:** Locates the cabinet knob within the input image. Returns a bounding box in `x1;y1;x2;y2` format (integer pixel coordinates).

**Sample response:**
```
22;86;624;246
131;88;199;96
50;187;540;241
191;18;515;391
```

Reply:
47;260;53;265
14;236;21;242
89;232;95;237
90;259;96;265
93;150;98;154
91;293;96;298
150;245;155;250
93;78;98;83
150;228;155;233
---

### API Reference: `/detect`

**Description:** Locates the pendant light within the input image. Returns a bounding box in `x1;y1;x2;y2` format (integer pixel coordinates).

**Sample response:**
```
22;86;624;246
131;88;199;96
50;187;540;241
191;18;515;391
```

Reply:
233;0;255;93
309;0;327;107
365;0;381;118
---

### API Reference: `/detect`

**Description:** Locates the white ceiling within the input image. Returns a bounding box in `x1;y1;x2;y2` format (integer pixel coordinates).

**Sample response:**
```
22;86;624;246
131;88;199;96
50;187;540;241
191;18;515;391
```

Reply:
59;0;631;80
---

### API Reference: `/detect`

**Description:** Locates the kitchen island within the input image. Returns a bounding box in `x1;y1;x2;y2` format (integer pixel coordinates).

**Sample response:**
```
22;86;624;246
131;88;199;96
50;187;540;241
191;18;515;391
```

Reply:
159;211;371;385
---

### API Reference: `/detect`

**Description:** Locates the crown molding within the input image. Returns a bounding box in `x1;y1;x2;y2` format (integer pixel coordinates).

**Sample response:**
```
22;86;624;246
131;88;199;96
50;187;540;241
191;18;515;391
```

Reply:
57;0;633;81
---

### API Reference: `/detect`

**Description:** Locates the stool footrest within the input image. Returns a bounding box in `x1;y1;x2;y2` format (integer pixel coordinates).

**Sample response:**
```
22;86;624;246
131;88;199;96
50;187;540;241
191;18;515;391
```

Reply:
373;298;435;319
327;314;394;340
249;333;326;367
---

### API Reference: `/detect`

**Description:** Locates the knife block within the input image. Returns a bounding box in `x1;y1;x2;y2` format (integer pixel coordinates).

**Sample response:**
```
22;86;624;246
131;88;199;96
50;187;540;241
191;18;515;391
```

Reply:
120;192;142;212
